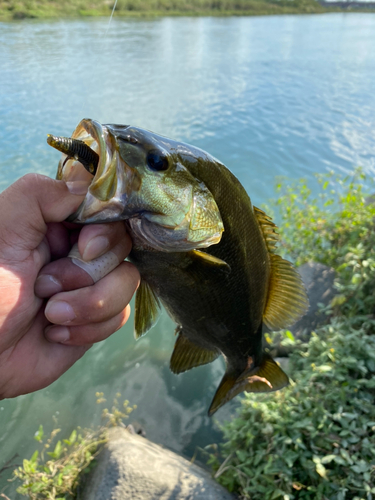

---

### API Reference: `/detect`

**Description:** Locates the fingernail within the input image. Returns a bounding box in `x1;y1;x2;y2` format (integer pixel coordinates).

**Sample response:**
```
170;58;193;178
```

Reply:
45;301;76;324
45;326;70;343
35;275;62;298
66;181;90;196
82;236;110;261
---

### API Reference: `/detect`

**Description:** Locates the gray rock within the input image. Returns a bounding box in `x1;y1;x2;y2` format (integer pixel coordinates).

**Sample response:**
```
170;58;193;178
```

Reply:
365;194;375;206
291;261;336;340
81;427;235;500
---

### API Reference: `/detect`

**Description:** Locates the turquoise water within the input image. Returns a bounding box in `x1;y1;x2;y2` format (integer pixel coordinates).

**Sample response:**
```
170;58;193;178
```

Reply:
1;13;375;496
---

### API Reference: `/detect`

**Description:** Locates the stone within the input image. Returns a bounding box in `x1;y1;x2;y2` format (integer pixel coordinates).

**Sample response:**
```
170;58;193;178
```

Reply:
291;261;336;340
365;194;375;206
81;427;236;500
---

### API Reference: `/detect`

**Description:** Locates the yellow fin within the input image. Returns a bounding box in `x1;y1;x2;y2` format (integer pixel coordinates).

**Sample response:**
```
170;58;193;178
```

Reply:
170;332;219;374
253;206;279;254
263;254;309;331
208;354;289;416
189;250;231;271
253;206;309;329
243;353;289;391
134;280;161;339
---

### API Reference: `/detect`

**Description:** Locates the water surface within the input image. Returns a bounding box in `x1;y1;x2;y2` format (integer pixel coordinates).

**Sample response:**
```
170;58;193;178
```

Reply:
1;13;375;496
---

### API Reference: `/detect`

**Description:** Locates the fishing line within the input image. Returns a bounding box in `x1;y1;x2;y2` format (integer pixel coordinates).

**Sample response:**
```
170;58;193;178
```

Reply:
105;0;119;37
77;0;119;119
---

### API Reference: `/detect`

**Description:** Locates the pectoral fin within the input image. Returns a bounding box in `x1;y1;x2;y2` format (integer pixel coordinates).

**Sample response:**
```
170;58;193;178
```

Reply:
208;354;289;416
189;250;231;271
134;280;161;339
170;332;219;374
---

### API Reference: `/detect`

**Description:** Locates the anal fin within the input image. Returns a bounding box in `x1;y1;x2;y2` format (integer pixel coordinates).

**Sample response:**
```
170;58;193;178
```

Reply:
134;280;161;339
170;332;219;374
208;353;289;416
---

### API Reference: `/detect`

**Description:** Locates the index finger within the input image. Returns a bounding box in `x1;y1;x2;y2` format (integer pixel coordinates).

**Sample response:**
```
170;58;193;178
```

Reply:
35;229;132;298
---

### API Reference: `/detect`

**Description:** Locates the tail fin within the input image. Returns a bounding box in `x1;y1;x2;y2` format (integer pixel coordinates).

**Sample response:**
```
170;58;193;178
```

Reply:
208;354;289;416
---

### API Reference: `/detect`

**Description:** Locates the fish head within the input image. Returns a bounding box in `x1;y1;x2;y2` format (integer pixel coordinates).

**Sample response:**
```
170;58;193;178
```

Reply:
58;119;224;251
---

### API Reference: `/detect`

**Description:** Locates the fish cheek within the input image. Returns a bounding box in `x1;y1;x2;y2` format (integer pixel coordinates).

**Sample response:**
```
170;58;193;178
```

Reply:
139;173;193;222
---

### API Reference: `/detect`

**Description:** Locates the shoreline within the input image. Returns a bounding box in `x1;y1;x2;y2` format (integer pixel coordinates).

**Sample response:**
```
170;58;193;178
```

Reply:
1;1;373;23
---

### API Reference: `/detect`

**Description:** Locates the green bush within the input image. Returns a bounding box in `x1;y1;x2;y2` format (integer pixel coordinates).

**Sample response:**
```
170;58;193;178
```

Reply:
209;170;375;499
10;393;136;500
272;170;375;318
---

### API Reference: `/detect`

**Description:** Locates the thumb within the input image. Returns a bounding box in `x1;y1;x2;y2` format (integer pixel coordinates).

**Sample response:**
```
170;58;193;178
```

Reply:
0;174;87;248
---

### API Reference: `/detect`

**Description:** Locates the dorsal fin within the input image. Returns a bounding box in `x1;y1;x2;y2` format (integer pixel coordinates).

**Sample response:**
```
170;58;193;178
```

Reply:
253;206;279;254
253;206;309;330
170;332;219;374
263;254;309;330
134;280;161;339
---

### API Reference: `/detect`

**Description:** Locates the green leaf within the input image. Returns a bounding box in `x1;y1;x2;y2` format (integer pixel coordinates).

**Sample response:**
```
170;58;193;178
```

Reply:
236;450;247;462
316;462;327;478
351;462;369;474
47;440;62;459
69;429;77;444
30;450;39;464
22;459;31;474
321;454;336;464
34;424;44;442
271;489;288;499
31;482;46;493
285;330;295;342
317;365;333;373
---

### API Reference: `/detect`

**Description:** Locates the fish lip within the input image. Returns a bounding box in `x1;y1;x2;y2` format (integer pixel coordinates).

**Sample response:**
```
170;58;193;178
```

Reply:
63;119;130;223
73;118;108;187
56;118;106;182
65;204;125;224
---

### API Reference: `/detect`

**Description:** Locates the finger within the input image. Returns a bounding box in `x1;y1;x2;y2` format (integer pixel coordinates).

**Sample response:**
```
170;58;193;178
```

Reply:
34;236;51;271
78;222;129;261
45;222;71;260
35;258;94;298
0;308;91;399
44;262;140;326
35;231;133;298
45;305;131;346
0;174;87;251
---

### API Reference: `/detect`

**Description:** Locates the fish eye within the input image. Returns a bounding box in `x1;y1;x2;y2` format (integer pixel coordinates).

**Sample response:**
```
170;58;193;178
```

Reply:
146;151;169;172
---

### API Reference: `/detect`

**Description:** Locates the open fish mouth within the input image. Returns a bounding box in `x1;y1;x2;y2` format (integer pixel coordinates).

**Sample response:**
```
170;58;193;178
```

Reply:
50;119;131;224
48;119;224;252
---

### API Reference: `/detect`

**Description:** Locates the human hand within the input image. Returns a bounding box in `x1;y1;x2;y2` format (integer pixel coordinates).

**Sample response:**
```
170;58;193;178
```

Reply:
0;174;140;399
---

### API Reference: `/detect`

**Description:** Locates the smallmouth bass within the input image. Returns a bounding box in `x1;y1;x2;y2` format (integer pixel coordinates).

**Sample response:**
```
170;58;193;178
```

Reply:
50;119;309;415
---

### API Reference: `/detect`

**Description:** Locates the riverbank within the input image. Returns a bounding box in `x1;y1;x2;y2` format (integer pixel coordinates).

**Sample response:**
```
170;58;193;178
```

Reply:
0;0;357;22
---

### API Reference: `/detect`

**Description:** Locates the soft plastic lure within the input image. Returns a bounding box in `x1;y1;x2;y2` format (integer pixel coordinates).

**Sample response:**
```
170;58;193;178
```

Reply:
47;134;99;175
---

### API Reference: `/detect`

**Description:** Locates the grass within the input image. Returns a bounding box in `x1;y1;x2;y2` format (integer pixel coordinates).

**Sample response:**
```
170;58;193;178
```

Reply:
0;0;359;22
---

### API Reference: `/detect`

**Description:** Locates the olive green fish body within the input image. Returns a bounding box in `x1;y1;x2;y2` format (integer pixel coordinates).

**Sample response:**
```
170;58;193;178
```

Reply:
50;119;309;415
129;162;268;368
